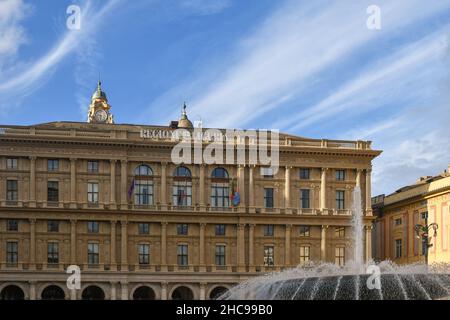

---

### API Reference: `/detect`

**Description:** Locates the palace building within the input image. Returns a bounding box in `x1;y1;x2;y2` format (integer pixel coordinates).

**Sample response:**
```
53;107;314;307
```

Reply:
372;167;450;265
0;82;381;300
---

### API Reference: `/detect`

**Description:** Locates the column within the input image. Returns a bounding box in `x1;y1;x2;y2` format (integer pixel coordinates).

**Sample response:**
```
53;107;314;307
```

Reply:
70;158;77;208
161;222;167;271
237;224;245;272
365;226;373;262
199;164;206;210
285;224;292;266
110;160;116;208
110;282;117;300
110;221;117;270
365;168;372;216
285;166;291;213
161;282;168;300
249;224;255;272
70;289;77;300
29;219;36;269
160;162;167;208
320;168;328;214
200;283;206;300
237;165;246;211
199;223;206;271
29;281;36;300
29;156;36;207
249;166;255;212
121;282;128;300
320;225;328;262
120;160;128;209
121;221;128;270
70;219;77;264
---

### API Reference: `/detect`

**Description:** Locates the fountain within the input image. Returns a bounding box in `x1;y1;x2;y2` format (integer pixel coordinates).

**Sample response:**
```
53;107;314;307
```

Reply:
219;188;450;300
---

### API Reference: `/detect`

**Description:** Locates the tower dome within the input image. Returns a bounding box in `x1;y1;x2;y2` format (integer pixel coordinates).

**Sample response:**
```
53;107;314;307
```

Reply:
91;80;107;101
177;103;193;129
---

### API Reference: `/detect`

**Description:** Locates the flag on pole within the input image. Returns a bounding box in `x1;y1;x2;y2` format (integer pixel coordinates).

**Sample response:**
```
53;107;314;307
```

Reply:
128;177;135;200
229;178;240;206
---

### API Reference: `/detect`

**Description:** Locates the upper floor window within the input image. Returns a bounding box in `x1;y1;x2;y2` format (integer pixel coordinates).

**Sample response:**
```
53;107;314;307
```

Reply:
335;247;345;266
264;188;274;208
264;224;274;236
6;180;18;201
215;245;226;266
6;158;17;169
300;189;310;209
6;219;18;232
264;245;274;266
177;224;188;235
47;242;59;264
47;159;59;172
300;245;310;264
138;223;150;235
336;190;345;210
335;169;345;181
261;167;274;178
138;244;150;265
299;168;310;180
88;242;99;265
87;182;99;204
87;161;99;173
395;239;402;258
299;225;310;237
173;166;192;206
6;241;18;265
48;220;59;232
87;221;99;233
420;212;428;220
47;181;59;202
335;227;345;238
177;244;188;266
211;167;229;208
134;165;154;206
395;218;402;226
215;224;226;236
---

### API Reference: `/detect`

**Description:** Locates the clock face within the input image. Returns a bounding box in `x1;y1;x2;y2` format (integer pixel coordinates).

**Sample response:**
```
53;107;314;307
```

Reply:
94;109;108;122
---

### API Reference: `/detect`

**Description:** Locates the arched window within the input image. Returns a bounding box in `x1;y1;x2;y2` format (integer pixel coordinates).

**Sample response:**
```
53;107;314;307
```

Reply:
81;285;105;300
211;167;229;208
133;165;154;206
0;285;24;300
133;286;156;300
172;166;192;207
41;285;65;300
171;286;194;300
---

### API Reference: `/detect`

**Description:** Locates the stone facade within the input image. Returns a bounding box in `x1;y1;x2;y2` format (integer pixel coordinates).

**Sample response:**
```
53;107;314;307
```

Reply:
0;121;380;300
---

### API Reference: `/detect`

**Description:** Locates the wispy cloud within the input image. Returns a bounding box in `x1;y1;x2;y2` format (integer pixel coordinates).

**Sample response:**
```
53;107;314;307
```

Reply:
0;0;121;113
180;0;231;16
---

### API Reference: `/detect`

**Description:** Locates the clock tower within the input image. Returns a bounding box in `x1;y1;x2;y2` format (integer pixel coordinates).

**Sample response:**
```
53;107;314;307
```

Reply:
87;81;114;124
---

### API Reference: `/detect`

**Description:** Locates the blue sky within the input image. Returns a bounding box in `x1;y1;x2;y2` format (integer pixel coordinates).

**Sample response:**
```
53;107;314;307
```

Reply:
1;0;450;196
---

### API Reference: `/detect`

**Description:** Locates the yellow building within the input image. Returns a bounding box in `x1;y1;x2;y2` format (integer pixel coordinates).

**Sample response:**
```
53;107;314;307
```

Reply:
0;82;381;300
372;167;450;265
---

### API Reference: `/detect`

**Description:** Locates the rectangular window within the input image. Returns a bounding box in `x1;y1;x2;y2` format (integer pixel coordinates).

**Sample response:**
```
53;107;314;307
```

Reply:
47;220;59;232
138;244;150;265
177;224;188;235
300;245;310;263
87;221;99;233
6;158;18;169
6;241;18;265
177;244;188;266
335;169;345;181
336;190;345;210
261;167;274;178
264;225;274;236
6;219;18;232
6;180;18;201
299;225;310;237
421;238;427;256
135;180;154;205
47;242;59;264
47;159;59;171
264;188;274;208
138;223;150;235
395;239;402;258
421;212;428;220
47;181;59;202
87;161;99;173
300;189;310;209
299;168;310;180
211;183;230;207
335;247;345;266
335;227;345;238
395;218;402;226
264;245;274;266
215;224;226;236
215;245;226;266
87;182;99;204
172;183;192;206
88;242;99;265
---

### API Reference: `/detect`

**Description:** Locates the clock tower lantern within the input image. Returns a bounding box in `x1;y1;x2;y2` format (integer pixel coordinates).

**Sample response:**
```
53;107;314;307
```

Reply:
87;81;114;124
